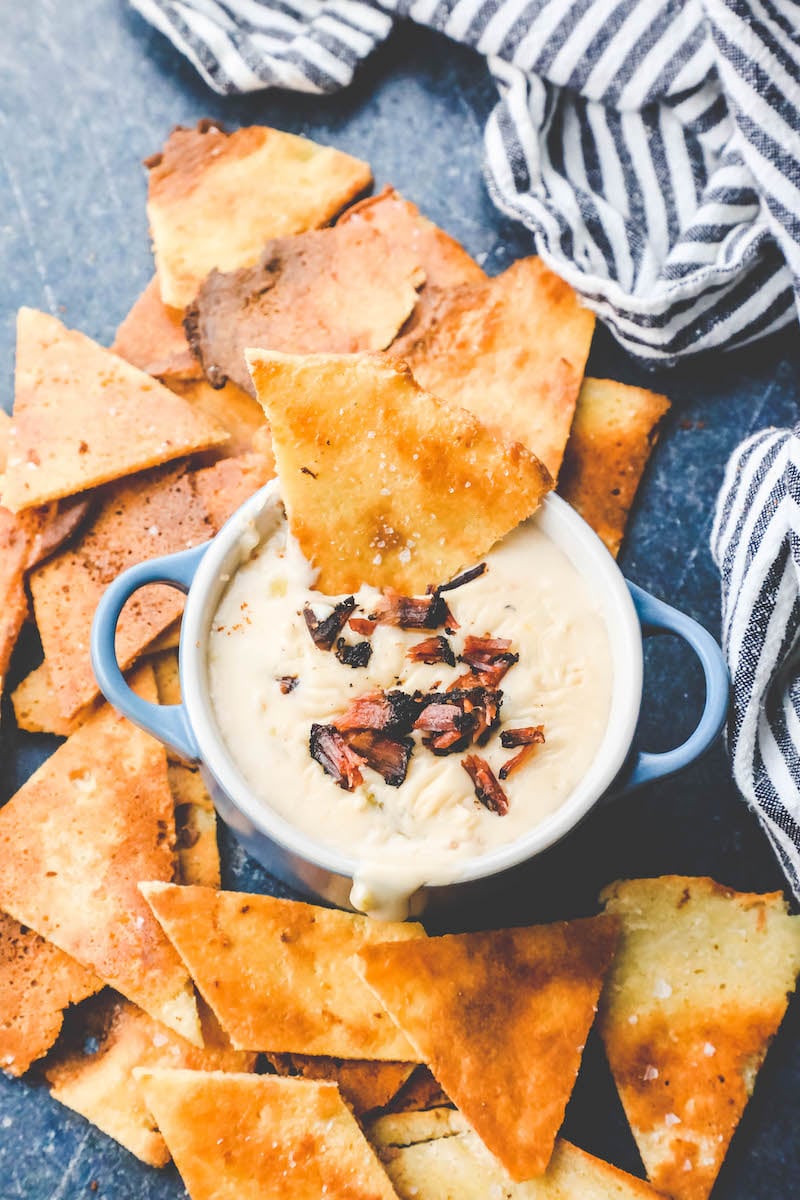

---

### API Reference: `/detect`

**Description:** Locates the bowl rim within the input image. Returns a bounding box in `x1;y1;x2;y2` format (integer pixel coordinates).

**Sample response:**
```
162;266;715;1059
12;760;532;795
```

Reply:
179;482;644;890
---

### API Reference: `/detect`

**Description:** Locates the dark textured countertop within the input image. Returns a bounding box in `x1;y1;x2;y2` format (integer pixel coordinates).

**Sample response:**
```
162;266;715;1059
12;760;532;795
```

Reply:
1;2;799;1197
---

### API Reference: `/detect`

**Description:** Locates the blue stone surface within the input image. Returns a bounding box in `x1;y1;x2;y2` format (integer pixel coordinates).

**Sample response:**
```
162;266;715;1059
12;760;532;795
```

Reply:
1;1;799;1196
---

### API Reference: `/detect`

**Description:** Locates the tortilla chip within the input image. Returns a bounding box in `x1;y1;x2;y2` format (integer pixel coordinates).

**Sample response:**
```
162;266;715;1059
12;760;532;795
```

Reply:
169;764;220;889
248;351;553;595
0;912;102;1077
192;450;275;535
151;648;181;706
135;1069;398;1199
2;308;228;513
146;617;182;655
0;407;10;469
185;223;424;396
46;995;255;1167
30;463;214;719
147;120;372;309
24;495;94;569
382;1065;451;1114
338;186;485;289
264;1054;415;1117
356;915;619;1180
141;883;424;1059
393;258;595;480
599;876;800;1200
367;1108;664;1199
558;379;670;557
0;508;31;694
112;275;201;381
0;669;202;1045
11;660;98;737
167;378;266;458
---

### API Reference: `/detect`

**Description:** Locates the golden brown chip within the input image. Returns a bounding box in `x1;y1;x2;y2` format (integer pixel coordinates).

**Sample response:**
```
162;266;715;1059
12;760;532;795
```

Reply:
558;378;670;557
146;121;372;309
46;995;256;1167
146;618;182;655
169;764;220;889
112;275;201;381
167;378;267;458
30;462;214;720
0;407;10;470
0;912;102;1077
2;308;228;513
141;882;424;1059
338;186;485;289
356;915;619;1181
192;450;275;535
393;257;595;480
264;1054;415;1117
0;508;31;694
599;876;800;1200
151;648;181;707
0;668;201;1045
367;1107;664;1199
24;495;94;569
248;350;553;595
185;223;424;396
382;1064;451;1114
135;1069;398;1199
11;660;99;737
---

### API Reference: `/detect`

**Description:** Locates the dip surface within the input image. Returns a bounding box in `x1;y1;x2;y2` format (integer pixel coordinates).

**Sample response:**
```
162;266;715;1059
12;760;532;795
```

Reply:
208;506;612;894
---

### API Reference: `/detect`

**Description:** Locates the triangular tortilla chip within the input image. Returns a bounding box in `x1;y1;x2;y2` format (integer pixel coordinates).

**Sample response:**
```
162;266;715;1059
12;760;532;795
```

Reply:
0;508;31;694
264;1054;415;1117
146;121;372;308
356;915;619;1180
185;223;424;396
0;912;102;1077
141;883;424;1059
111;275;201;381
247;351;553;594
169;764;220;889
599;876;800;1200
367;1107;664;1199
167;378;267;458
2;309;228;512
393;258;595;480
558;378;670;557
151;648;181;706
0;668;201;1045
192;449;275;535
46;995;255;1167
134;1069;398;1200
383;1065;451;1114
30;462;214;719
146;617;182;655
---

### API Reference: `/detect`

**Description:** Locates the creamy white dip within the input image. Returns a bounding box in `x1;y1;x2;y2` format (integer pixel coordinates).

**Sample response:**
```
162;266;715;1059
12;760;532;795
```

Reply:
207;505;613;912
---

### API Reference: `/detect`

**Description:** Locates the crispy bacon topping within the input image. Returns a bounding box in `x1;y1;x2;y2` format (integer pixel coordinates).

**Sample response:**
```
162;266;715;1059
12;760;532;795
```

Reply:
462;755;509;816
303;597;356;651
349;616;376;637
277;675;298;694
500;726;545;748
413;687;502;754
437;562;487;593
370;588;458;634
459;635;519;685
309;724;363;791
337;688;423;735
499;743;539;779
335;639;373;669
407;635;456;667
344;731;413;787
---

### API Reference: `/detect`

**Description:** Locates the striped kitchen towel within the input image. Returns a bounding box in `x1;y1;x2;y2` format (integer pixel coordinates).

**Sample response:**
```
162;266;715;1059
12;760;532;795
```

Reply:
712;427;800;900
132;0;800;365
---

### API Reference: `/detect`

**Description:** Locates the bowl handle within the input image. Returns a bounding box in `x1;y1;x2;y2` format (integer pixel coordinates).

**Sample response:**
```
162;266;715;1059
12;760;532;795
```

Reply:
618;581;730;793
90;542;210;762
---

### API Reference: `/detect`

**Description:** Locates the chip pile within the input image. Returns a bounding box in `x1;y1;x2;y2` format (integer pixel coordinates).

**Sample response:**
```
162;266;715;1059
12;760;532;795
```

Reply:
0;120;773;1200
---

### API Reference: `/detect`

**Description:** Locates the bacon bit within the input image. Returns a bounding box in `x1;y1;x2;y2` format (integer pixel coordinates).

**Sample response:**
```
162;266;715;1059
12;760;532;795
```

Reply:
349;616;376;636
499;743;540;779
309;724;364;791
335;639;373;669
500;726;545;748
413;687;502;754
277;675;298;694
436;562;487;593
344;731;413;787
371;589;458;633
337;689;423;735
303;597;356;650
460;635;519;682
300;466;318;478
462;755;509;816
407;635;456;667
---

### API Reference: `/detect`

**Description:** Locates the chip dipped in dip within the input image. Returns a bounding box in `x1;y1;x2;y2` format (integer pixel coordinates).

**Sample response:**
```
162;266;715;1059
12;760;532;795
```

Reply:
207;504;613;907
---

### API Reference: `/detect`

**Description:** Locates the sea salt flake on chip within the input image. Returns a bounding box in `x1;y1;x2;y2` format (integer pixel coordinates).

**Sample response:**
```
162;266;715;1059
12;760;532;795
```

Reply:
146;121;372;309
264;1053;415;1117
2;308;228;513
134;1069;398;1200
185;223;424;396
393;257;595;480
247;350;553;595
558;378;671;557
140;882;425;1060
112;275;201;381
0;667;202;1046
356;915;620;1181
46;995;255;1167
599;876;800;1200
367;1107;666;1199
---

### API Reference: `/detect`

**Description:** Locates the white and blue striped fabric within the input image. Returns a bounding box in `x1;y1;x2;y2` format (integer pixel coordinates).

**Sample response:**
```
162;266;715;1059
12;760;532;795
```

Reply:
713;429;800;900
132;0;800;365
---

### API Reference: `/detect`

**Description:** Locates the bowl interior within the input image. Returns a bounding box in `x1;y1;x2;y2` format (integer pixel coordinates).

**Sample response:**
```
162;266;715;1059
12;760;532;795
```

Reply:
180;483;643;888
